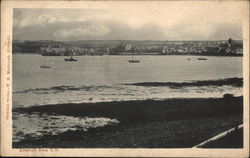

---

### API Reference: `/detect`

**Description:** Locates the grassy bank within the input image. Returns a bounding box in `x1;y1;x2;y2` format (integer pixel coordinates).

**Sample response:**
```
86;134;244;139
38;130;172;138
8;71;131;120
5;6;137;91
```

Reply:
13;96;243;148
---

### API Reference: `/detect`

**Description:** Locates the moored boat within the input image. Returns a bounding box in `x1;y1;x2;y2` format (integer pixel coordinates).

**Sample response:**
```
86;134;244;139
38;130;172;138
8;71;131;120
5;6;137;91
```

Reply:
129;48;140;63
40;65;50;68
198;57;207;60
40;56;51;68
129;60;140;63
64;56;78;61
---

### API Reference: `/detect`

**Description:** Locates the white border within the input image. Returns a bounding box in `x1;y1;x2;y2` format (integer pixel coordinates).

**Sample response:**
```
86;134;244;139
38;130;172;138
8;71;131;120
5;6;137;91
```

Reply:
1;0;249;157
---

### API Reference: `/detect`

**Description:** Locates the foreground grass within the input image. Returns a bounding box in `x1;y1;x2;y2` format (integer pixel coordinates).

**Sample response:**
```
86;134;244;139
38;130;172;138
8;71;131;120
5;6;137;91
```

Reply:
13;96;243;148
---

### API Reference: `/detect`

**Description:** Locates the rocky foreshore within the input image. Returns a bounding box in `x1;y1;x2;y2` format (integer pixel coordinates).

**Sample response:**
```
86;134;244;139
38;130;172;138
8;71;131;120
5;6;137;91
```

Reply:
13;96;243;148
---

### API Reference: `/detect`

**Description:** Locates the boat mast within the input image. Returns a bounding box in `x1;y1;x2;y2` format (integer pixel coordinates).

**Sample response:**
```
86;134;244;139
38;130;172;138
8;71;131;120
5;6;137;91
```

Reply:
132;51;133;60
43;56;46;66
132;47;135;60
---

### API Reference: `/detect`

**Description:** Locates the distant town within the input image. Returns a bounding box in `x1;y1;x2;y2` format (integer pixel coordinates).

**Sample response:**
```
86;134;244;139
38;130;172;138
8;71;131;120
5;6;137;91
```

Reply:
13;38;243;56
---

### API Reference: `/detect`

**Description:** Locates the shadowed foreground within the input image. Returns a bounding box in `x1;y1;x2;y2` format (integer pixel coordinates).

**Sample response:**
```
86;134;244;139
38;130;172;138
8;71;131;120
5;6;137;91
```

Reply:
13;96;243;148
198;127;243;148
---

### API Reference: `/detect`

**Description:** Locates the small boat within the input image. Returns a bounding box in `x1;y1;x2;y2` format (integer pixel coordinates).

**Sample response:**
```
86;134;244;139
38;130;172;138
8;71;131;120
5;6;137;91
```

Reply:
129;48;140;63
65;48;78;61
64;56;78;61
129;59;140;63
197;57;207;60
187;58;191;60
40;65;50;68
40;56;50;68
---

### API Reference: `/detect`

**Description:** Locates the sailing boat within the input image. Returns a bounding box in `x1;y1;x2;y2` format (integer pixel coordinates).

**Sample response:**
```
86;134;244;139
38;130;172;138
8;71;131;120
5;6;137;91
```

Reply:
40;56;50;68
64;48;78;61
64;56;78;61
129;48;140;63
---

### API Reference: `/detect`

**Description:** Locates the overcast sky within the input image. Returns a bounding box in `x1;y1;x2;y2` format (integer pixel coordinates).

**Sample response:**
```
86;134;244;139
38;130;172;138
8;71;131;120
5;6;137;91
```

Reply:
13;1;245;41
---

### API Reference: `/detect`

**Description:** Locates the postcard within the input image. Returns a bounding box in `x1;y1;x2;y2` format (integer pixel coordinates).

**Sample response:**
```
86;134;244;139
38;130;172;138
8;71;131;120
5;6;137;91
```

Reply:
1;0;249;157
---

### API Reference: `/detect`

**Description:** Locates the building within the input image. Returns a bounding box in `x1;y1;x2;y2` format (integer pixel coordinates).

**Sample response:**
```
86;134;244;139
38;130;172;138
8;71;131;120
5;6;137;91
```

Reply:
125;44;132;51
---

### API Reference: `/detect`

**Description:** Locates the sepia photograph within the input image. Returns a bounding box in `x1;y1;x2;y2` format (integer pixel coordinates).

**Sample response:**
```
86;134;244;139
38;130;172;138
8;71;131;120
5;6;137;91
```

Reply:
1;0;249;157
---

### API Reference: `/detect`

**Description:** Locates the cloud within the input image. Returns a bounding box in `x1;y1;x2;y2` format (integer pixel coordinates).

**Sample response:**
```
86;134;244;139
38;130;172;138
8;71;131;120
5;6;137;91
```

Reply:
54;22;110;39
13;19;243;41
103;21;167;40
13;19;170;41
13;3;244;41
209;23;243;40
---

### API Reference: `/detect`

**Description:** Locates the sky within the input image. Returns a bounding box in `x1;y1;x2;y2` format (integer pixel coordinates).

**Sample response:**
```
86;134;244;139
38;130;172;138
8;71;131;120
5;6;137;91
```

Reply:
13;1;245;41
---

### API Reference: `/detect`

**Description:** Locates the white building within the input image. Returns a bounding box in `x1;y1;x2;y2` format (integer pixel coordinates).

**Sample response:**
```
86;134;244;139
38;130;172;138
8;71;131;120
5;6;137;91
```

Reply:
125;44;132;51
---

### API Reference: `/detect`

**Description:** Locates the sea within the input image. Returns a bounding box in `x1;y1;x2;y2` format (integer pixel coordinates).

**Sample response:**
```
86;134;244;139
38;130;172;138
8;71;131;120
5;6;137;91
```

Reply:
12;54;243;143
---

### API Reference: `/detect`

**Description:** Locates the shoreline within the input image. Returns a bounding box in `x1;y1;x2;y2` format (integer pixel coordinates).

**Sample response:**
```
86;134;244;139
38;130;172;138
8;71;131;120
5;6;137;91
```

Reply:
13;52;243;57
13;77;243;94
13;96;243;148
124;77;243;87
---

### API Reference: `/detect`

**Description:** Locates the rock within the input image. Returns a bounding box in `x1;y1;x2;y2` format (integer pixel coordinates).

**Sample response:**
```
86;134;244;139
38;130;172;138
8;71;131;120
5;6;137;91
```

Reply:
223;93;234;99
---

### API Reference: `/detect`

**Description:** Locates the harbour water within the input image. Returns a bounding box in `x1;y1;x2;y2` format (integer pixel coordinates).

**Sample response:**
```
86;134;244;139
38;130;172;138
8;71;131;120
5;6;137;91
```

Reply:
13;54;243;142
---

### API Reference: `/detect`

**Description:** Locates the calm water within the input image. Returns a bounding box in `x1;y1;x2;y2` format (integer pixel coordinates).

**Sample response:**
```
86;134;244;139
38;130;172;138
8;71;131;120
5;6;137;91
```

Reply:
13;54;243;142
14;54;242;91
13;54;243;107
